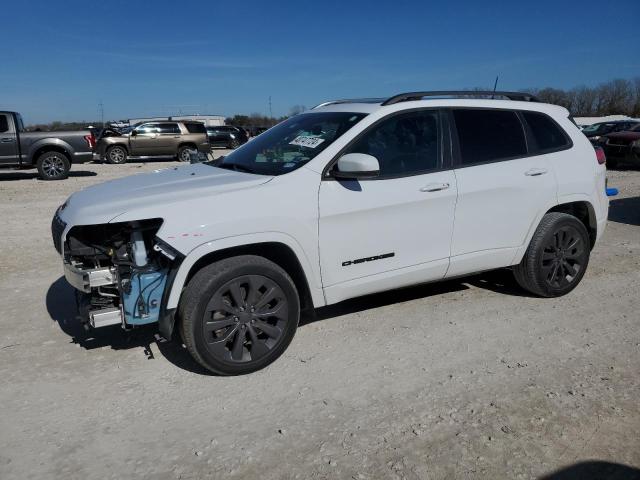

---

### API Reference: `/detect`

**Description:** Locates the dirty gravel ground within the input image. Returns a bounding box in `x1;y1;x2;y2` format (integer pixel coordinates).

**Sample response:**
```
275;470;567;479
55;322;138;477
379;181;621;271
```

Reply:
0;156;638;480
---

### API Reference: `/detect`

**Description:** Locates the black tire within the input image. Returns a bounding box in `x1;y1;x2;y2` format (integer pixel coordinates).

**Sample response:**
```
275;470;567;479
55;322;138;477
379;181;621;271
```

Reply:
36;151;70;180
513;212;590;297
106;145;127;164
177;146;193;162
228;138;240;149
179;255;300;375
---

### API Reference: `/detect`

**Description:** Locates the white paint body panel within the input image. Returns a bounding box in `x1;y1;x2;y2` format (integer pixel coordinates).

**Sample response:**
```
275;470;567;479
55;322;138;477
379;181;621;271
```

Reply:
56;98;609;315
319;170;457;302
447;154;558;277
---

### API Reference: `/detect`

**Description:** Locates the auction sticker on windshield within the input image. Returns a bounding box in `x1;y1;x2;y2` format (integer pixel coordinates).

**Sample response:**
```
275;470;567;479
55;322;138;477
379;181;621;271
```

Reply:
289;136;325;148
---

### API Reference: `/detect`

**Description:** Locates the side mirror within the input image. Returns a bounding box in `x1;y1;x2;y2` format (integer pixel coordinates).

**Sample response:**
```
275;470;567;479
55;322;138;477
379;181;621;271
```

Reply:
130;130;137;137
333;153;380;179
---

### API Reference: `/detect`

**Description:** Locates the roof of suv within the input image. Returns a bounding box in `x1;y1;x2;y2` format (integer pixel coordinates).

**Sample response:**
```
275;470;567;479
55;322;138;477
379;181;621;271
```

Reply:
310;91;568;117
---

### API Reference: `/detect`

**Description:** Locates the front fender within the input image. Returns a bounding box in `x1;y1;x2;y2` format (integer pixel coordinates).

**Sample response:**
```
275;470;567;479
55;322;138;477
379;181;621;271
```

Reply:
165;231;326;310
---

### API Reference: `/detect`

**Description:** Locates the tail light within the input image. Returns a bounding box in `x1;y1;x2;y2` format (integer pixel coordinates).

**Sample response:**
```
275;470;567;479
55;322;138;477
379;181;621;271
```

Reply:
594;146;606;165
83;134;96;149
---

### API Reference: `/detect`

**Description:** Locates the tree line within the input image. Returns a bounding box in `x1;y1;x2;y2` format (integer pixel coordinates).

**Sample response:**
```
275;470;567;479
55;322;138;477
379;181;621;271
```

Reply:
529;78;640;117
24;77;640;131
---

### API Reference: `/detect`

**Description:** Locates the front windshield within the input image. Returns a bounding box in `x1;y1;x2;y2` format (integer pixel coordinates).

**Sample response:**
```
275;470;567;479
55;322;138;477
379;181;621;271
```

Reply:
214;112;367;175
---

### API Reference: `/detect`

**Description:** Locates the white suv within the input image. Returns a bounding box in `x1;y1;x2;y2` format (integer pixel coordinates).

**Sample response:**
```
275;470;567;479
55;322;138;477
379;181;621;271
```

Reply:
52;91;609;375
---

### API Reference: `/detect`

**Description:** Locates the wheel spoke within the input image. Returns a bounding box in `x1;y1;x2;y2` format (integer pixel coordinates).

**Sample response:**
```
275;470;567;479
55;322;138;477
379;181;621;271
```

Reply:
204;316;237;332
247;325;271;360
231;328;245;360
253;320;282;339
254;286;278;310
564;242;583;259
557;262;567;285
205;295;236;315
563;261;578;277
547;262;560;283
254;301;287;319
207;324;239;345
246;276;263;305
229;282;245;308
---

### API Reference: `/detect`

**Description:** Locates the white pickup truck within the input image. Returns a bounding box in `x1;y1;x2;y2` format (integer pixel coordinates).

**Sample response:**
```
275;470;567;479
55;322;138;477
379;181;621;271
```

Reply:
52;91;609;375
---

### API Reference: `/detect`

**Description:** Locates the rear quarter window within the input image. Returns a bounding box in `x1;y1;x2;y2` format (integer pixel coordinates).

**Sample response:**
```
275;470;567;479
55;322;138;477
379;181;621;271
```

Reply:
522;111;571;152
185;123;206;134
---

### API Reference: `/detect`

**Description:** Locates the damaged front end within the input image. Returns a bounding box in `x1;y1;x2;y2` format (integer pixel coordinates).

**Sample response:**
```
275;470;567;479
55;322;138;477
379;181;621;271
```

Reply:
54;216;182;335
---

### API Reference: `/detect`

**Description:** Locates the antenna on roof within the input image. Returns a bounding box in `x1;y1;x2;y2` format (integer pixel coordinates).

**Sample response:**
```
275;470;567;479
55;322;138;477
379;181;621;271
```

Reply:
492;76;499;99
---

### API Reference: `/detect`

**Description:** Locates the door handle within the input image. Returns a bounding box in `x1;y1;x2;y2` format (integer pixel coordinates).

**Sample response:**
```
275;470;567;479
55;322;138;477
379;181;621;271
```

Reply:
0;137;15;143
419;182;450;192
525;168;548;176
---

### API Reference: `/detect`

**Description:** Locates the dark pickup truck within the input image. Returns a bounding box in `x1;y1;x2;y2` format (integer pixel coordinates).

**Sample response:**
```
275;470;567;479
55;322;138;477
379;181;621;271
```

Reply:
0;111;95;180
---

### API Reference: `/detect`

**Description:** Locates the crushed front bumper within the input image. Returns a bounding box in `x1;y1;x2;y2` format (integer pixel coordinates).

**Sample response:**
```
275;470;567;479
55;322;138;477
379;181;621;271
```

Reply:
63;261;116;293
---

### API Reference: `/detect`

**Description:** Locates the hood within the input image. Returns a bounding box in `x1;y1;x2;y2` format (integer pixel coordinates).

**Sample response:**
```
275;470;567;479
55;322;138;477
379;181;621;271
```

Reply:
60;164;272;226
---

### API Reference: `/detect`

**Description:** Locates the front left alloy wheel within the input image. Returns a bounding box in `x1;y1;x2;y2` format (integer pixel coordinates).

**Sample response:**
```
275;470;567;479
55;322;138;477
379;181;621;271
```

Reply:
179;255;300;375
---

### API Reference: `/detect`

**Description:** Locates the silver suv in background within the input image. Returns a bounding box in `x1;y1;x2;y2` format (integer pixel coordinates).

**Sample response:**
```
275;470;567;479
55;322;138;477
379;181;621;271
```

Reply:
96;121;210;164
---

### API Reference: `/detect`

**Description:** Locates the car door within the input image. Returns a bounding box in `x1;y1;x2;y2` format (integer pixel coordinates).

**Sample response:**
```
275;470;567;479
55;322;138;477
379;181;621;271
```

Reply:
0;113;18;164
446;108;557;277
156;123;181;153
129;123;161;155
318;109;458;304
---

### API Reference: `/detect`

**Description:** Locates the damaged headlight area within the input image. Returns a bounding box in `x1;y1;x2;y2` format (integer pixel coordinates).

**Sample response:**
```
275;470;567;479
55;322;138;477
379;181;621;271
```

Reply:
62;218;181;330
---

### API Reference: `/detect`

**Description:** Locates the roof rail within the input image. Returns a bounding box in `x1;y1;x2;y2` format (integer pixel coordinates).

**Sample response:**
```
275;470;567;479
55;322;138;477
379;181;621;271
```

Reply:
312;98;387;109
381;91;539;105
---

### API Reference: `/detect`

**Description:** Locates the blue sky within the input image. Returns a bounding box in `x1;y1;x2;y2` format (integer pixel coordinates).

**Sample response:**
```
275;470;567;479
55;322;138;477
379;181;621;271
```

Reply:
2;0;638;124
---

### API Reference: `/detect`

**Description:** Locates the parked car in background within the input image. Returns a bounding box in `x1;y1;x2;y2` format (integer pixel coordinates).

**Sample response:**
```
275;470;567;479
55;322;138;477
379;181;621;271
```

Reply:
96;121;209;163
248;126;270;137
0;111;95;180
581;120;639;144
52;91;608;375
206;125;248;149
599;123;640;168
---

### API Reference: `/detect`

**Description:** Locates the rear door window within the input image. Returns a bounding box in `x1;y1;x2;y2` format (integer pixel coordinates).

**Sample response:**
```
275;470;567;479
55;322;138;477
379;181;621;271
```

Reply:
453;109;526;166
158;123;180;134
522;111;570;152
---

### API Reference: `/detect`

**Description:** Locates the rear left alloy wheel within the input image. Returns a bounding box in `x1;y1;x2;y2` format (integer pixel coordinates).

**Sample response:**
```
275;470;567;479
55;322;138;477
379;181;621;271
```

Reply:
514;212;590;297
177;146;193;162
36;151;70;180
179;255;300;375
